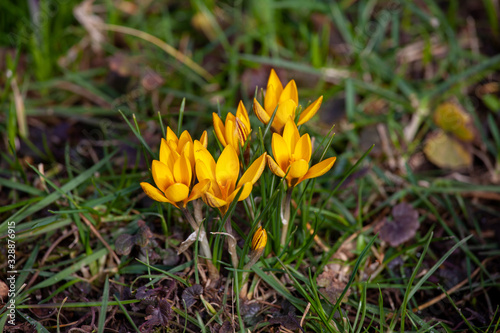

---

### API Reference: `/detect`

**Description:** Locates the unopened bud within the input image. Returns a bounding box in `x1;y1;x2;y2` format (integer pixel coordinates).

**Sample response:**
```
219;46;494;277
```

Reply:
251;227;267;252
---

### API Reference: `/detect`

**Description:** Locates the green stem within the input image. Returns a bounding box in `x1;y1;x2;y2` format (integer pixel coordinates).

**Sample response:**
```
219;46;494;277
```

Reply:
239;247;264;299
181;207;219;280
225;217;239;269
280;187;294;248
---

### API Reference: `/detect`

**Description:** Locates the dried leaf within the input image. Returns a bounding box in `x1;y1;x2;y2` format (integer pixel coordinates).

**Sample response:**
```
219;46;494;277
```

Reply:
423;130;472;169
135;281;177;301
317;269;351;303
139;299;172;332
379;203;420;247
178;229;205;255
269;313;304;332
182;284;203;308
142;69;164;91
219;321;233;333
0;280;8;300
268;301;302;330
115;234;135;256
240;302;262;326
73;0;106;53
433;102;474;142
135;222;153;247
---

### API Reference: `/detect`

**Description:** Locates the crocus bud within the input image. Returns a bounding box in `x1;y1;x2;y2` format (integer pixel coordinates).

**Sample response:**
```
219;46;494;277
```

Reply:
251;227;267;254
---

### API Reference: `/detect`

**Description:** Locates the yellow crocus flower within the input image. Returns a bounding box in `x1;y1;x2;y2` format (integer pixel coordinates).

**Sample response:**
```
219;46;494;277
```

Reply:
162;127;207;170
267;119;336;187
213;101;251;155
194;142;266;214
253;69;323;133
140;142;210;208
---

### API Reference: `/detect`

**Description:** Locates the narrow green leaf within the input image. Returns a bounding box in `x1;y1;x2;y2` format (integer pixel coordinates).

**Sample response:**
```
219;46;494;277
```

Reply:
97;277;110;333
2;151;117;226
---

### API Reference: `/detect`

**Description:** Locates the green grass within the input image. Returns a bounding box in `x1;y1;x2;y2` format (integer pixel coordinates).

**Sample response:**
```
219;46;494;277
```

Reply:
1;0;500;332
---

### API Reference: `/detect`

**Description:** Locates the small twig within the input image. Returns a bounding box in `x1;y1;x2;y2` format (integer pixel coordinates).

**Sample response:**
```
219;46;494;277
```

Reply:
413;256;498;312
26;226;78;290
99;24;213;81
376;123;396;170
80;214;121;266
306;222;330;252
300;302;311;328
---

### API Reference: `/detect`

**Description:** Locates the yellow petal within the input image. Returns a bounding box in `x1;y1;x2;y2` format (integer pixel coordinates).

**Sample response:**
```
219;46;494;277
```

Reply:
226;182;253;203
273;99;297;133
159;138;169;165
140;182;171;203
213;112;227;147
152;160;174;192
282;118;300;153
224;114;239;151
264;69;283;113
292;133;312;162
235;117;249;147
182;140;195;170
298;96;323;125
272;133;290;172
238;153;267;186
288;159;309;180
164;183;190;203
173;153;192;186
268;69;283;94
166;127;178;146
187;179;211;202
298;157;337;185
194;141;216;177
253;99;271;125
216;145;239;194
196;159;214;183
160;138;178;170
236;100;251;133
199;130;208;148
204;191;228;208
178;131;193;152
266;155;286;178
279;79;298;106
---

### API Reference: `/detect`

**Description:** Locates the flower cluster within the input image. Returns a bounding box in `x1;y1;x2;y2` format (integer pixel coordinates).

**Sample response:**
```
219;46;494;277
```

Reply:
140;69;336;277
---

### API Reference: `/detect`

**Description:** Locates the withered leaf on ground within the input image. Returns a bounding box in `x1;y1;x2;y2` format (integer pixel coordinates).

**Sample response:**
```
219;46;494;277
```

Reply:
433;102;475;142
268;313;304;332
114;234;135;256
379;203;420;247
135;220;153;247
317;269;351;304
218;321;233;333
115;221;153;255
268;301;305;332
423;130;472;169
139;299;173;332
182;284;203;308
0;280;8;301
240;301;262;326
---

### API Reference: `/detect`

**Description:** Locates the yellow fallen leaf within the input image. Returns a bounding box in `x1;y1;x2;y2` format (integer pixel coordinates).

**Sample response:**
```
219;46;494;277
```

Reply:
433;102;474;142
423;130;472;169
